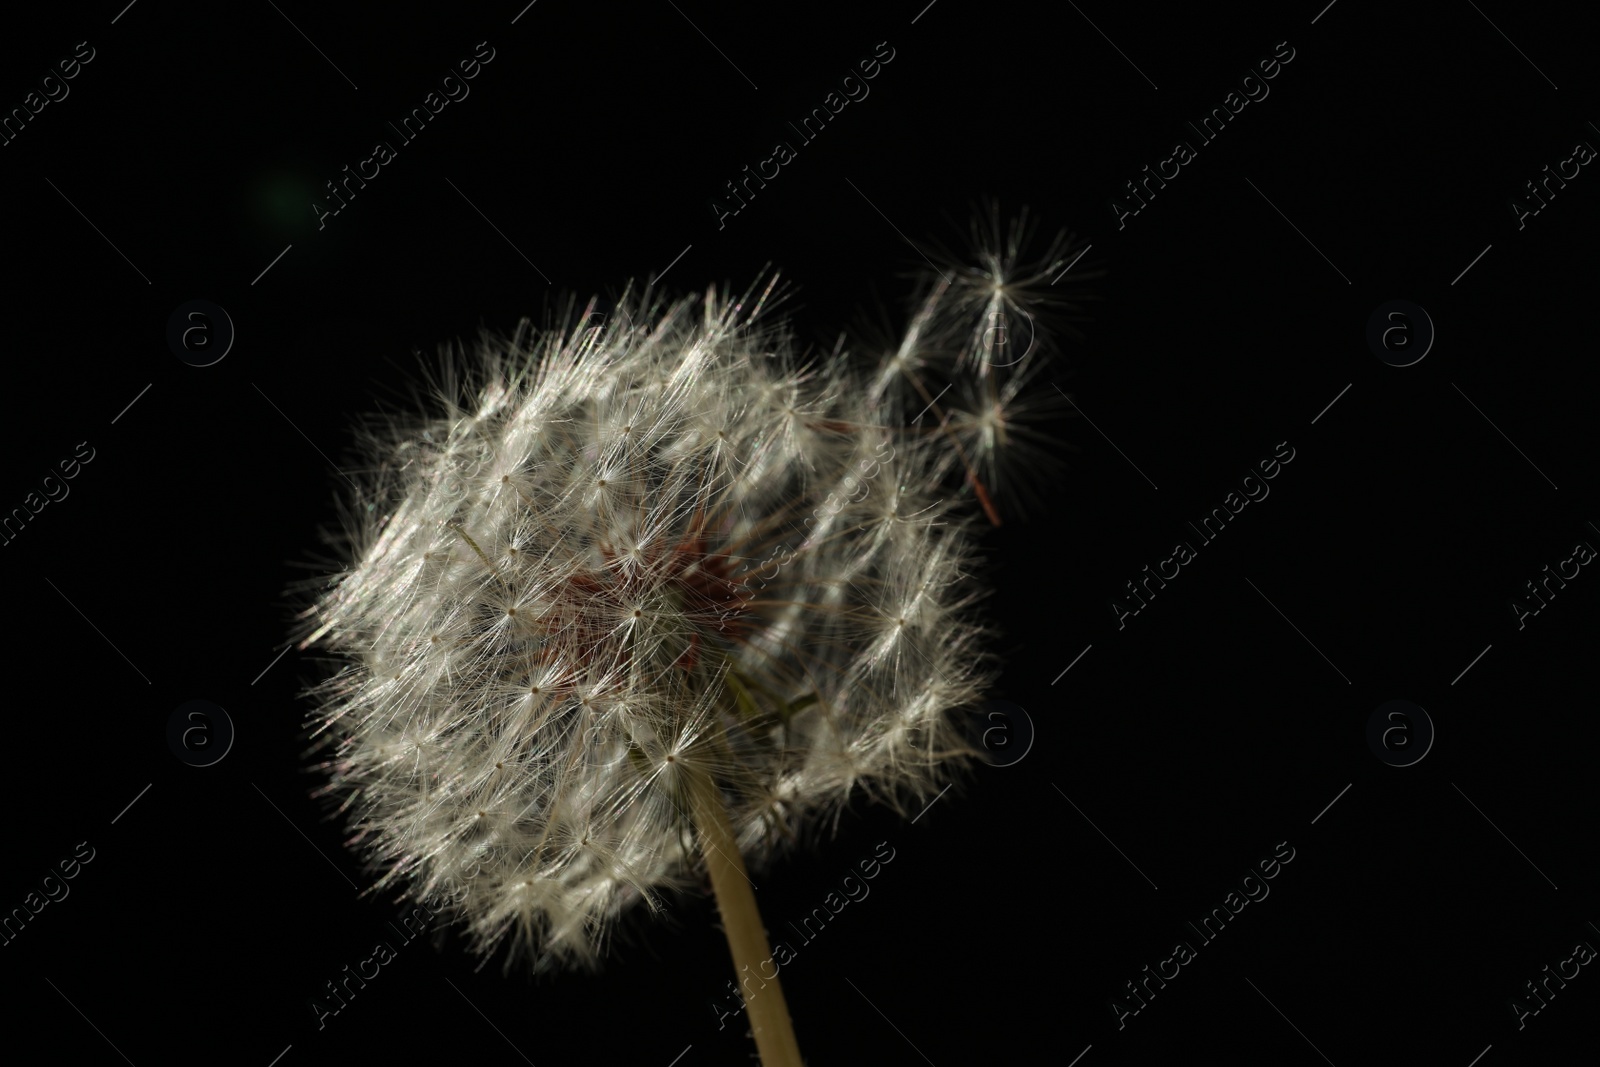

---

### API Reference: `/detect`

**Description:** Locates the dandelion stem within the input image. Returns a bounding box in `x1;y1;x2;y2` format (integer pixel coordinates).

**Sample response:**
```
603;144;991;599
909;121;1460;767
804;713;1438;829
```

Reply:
687;765;805;1067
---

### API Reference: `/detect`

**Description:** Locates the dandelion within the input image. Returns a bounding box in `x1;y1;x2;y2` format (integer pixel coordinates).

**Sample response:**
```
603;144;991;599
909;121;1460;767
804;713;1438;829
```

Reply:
293;208;1085;1066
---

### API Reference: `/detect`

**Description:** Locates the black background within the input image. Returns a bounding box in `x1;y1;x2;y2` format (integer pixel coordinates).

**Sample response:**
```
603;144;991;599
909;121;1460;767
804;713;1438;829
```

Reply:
3;2;1597;1065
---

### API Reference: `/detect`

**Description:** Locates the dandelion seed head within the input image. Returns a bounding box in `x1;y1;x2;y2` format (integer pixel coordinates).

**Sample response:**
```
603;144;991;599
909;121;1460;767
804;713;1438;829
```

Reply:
297;212;1084;973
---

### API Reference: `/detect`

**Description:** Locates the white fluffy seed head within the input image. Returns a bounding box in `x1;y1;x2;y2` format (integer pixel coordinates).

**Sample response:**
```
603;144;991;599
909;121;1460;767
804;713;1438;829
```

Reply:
294;211;1080;973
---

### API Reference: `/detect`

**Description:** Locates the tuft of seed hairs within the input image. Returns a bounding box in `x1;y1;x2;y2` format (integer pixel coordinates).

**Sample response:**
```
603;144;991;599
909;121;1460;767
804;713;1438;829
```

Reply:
292;203;1093;973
